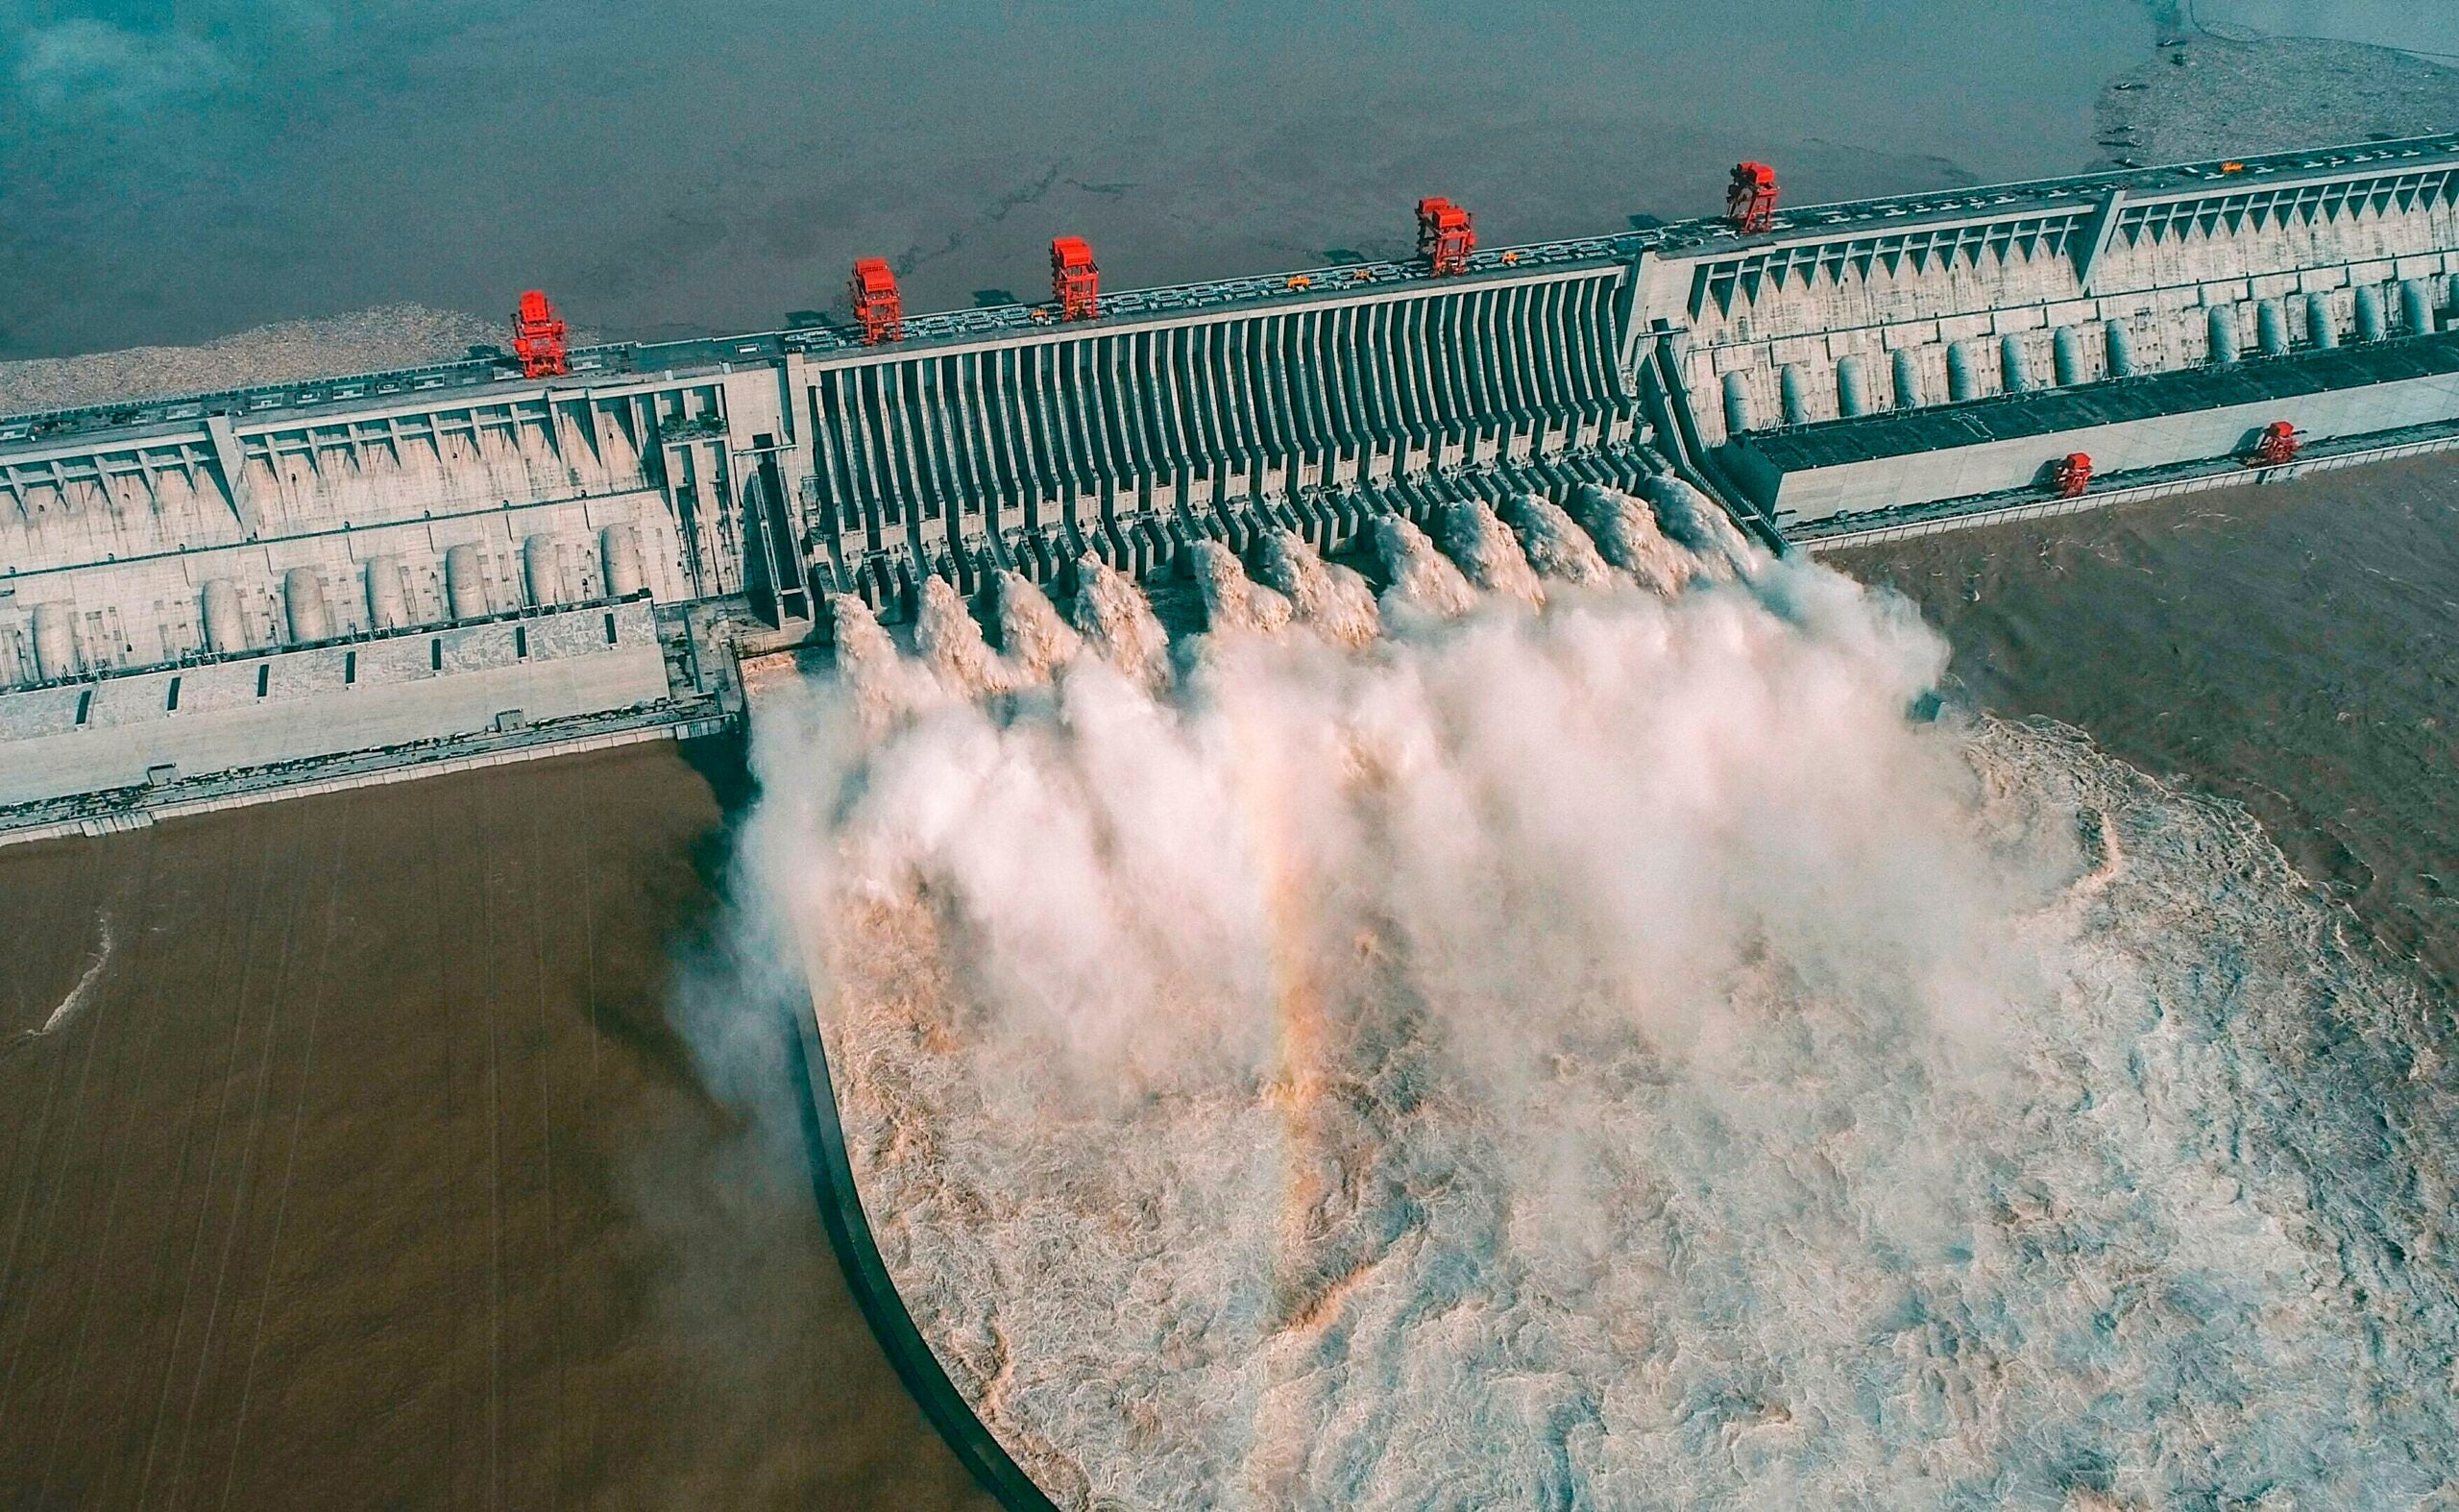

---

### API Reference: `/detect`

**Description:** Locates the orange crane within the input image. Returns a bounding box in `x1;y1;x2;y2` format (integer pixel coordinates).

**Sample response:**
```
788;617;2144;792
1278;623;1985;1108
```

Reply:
849;258;904;345
1051;237;1100;321
511;290;568;378
1727;162;1779;234
2053;452;2093;498
1416;197;1474;276
2250;420;2301;467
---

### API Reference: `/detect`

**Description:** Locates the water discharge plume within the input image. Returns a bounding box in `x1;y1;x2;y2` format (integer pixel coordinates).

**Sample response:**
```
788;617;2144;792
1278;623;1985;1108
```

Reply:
1371;514;1479;619
1068;552;1172;693
1642;471;1762;577
825;592;945;737
914;574;1008;697
748;550;2459;1510
1190;539;1295;636
1437;499;1547;607
1255;527;1381;648
1568;482;1698;597
993;570;1083;685
1498;492;1617;588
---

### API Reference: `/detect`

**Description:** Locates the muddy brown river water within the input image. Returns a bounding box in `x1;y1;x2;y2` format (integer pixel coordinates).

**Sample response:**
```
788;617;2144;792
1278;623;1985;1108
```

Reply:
0;744;991;1510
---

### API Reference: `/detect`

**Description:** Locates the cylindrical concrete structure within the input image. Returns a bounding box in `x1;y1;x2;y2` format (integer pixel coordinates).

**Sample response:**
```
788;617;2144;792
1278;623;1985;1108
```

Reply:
1891;348;1923;409
523;533;569;608
445;544;490;622
1999;334;2032;394
365;555;411;629
2105;319;2137;378
2255;298;2290;356
283;567;331;645
1778;363;1811;427
2206;305;2239;364
2306;291;2339;349
2052;327;2084;387
600;524;646;598
1721;371;1754;435
2401;278;2437;336
201;577;247;654
30;602;77;682
2354;285;2387;343
1835;354;1872;418
1945;339;1983;402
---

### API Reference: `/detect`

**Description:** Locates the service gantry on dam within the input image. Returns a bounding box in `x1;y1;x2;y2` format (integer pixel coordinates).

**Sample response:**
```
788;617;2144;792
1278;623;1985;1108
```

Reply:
2;133;2455;838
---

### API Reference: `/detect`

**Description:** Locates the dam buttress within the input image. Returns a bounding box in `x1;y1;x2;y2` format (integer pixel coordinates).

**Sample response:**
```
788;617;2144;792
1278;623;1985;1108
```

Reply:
3;134;2455;829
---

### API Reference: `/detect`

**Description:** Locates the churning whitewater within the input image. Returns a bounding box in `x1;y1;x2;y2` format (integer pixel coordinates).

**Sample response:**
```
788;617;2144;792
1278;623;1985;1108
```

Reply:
741;484;2458;1510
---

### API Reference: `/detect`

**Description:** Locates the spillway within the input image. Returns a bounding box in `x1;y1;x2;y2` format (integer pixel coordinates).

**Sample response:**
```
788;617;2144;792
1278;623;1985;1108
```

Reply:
2;133;2456;825
746;474;2459;1509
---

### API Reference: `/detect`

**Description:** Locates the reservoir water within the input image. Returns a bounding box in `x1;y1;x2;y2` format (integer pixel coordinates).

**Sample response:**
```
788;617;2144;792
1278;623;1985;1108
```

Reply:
1;0;2156;358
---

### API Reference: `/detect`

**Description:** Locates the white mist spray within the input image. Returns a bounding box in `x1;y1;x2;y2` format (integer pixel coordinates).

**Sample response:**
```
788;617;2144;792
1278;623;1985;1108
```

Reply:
1438;499;1546;607
825;592;944;737
915;575;1005;697
1255;527;1381;647
1372;514;1477;619
1191;539;1295;636
742;503;2456;1512
993;570;1083;685
1069;553;1171;692
1499;493;1616;589
1568;482;1696;597
1642;471;1760;577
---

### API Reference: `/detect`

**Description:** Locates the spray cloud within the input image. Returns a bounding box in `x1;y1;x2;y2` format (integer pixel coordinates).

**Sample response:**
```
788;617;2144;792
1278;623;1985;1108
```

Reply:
733;500;2457;1509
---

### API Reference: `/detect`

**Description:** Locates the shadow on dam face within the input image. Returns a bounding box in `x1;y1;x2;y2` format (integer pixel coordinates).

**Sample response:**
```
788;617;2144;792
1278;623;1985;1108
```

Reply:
0;736;993;1510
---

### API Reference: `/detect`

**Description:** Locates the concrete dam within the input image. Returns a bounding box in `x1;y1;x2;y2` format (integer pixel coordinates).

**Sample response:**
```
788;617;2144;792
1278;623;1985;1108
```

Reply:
2;133;2454;832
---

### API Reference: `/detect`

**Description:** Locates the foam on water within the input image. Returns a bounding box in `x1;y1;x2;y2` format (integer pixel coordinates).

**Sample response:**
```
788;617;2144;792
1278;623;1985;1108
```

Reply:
1567;482;1697;598
1256;528;1381;648
14;916;112;1046
751;514;2458;1510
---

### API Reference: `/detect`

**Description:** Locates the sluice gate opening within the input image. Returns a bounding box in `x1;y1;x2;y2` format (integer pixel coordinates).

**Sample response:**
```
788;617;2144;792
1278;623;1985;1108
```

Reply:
2;133;2456;817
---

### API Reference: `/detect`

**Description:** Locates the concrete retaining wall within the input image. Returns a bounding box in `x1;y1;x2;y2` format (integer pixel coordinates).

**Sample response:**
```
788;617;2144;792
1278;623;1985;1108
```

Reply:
0;598;670;807
1795;427;2459;549
1735;369;2459;523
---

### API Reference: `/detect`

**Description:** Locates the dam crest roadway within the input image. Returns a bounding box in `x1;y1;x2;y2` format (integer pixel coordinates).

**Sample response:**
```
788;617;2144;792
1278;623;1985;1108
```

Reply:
0;132;2454;830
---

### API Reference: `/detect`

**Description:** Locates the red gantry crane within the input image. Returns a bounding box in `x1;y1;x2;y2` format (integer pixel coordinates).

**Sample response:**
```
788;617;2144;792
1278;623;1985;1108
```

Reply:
1727;162;1780;234
1416;197;1474;276
2251;420;2301;467
512;290;568;378
849;258;905;345
1051;237;1101;321
2053;451;2093;498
